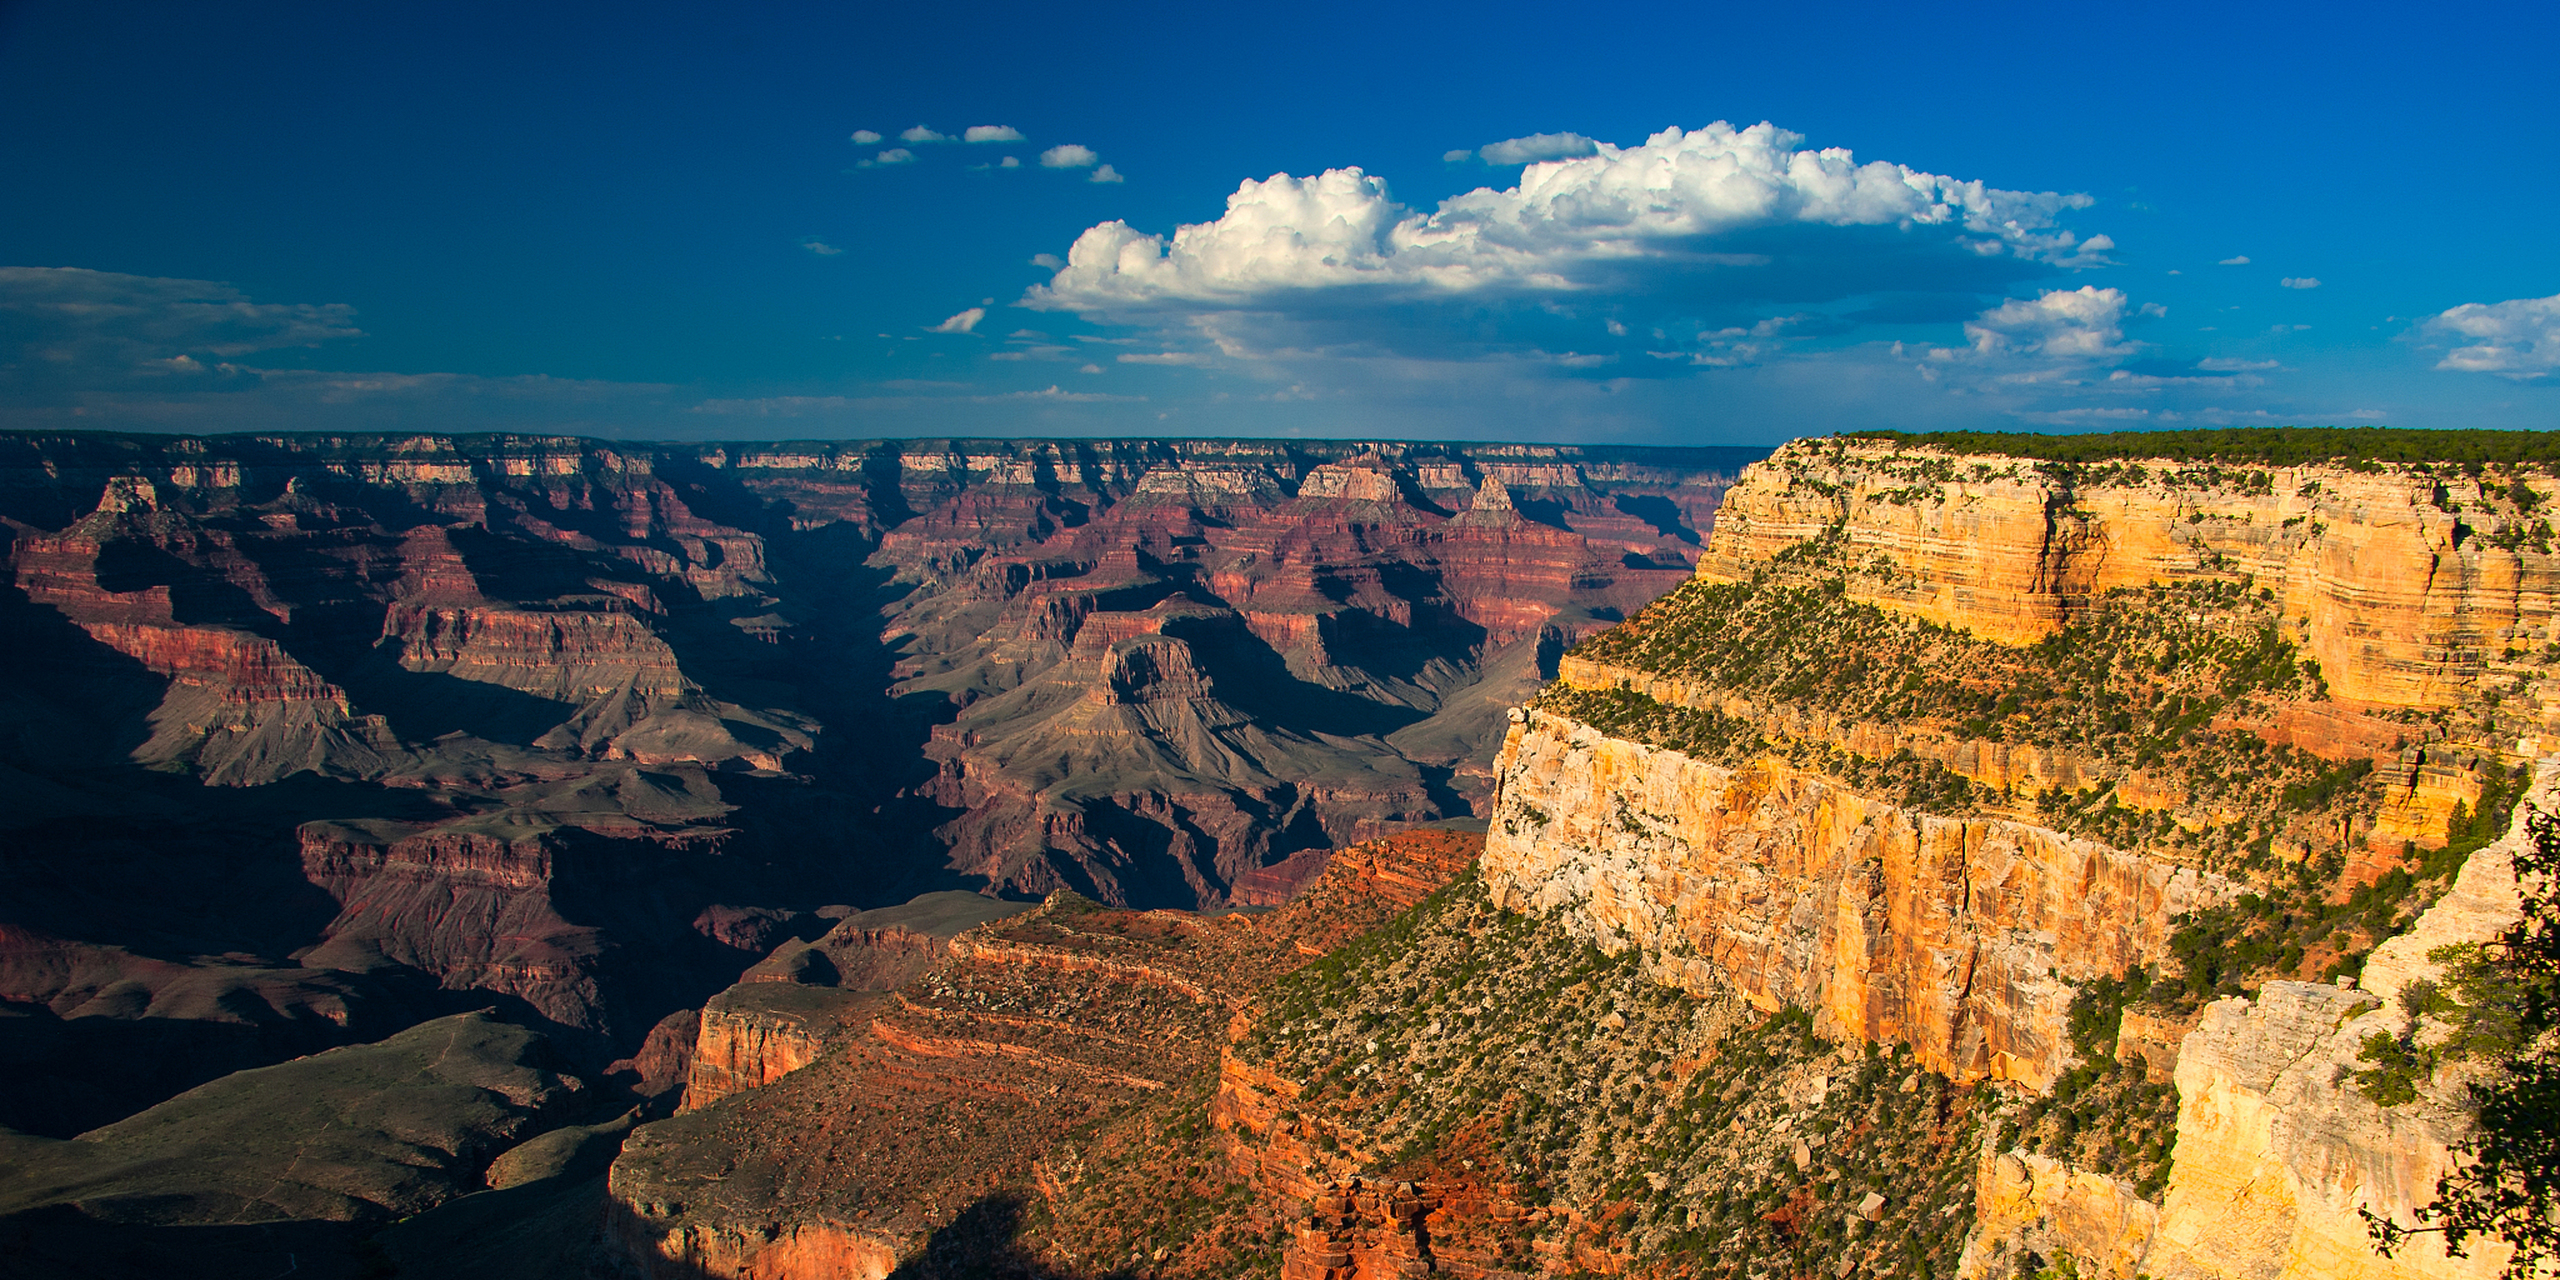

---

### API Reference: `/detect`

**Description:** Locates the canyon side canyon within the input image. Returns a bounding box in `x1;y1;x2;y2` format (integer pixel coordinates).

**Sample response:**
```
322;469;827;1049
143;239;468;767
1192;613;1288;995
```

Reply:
1;429;2551;1280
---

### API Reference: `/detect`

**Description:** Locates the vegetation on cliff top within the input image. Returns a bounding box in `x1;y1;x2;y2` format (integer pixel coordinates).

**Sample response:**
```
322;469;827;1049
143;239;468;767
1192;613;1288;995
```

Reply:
1839;426;2560;468
1559;565;2374;878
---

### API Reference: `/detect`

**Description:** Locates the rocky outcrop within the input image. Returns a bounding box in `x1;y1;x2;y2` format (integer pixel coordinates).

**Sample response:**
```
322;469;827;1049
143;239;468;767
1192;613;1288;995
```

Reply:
605;1210;901;1280
1959;1151;2162;1280
607;895;1250;1279
1699;438;2560;717
1281;1175;1524;1280
674;894;1038;1112
1483;709;2219;1089
679;983;874;1112
2131;767;2540;1280
1476;437;2554;1280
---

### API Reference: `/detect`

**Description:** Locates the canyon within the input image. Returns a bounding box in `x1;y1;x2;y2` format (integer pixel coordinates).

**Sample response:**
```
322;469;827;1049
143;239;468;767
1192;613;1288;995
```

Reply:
4;428;2551;1280
0;429;1745;1270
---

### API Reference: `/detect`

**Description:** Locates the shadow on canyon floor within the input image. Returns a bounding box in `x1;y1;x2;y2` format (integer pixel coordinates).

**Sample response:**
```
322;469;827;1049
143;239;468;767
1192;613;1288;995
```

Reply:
886;1192;1145;1280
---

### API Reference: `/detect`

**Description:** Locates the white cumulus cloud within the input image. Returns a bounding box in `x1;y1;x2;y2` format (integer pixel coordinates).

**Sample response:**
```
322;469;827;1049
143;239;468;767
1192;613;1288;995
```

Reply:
928;307;986;334
851;129;882;144
1090;163;1123;184
1041;144;1100;169
866;148;915;167
1477;132;1602;165
2281;277;2321;289
964;125;1025;143
901;125;951;144
1027;120;2098;311
2430;292;2560;378
1958;287;2139;362
1001;156;1021;169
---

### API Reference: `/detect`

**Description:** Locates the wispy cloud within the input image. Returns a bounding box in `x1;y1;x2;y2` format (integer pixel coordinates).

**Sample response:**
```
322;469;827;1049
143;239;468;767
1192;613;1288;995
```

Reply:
2219;255;2252;265
801;239;843;256
1473;131;1600;165
0;266;362;391
991;344;1075;361
928;307;986;334
2280;277;2320;289
1004;384;1142;402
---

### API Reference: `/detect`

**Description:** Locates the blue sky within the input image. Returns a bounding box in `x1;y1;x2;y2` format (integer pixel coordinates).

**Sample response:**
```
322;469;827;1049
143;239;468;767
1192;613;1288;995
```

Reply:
2;0;2554;445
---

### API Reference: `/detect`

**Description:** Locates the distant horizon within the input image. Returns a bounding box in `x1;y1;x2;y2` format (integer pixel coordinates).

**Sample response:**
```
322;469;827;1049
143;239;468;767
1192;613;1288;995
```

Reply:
0;424;1781;454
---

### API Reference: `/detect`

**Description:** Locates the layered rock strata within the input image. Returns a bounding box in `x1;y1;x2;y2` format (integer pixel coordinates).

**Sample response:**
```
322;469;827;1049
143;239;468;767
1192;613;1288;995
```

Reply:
1484;710;2219;1090
1958;794;2533;1280
1698;437;2560;719
676;891;1037;1112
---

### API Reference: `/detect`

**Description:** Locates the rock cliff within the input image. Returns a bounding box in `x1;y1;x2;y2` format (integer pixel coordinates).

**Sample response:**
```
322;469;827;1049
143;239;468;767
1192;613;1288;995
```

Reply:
1696;438;2560;719
1483;710;2219;1090
16;426;2553;1280
2133;773;2539;1280
1471;434;2554;1280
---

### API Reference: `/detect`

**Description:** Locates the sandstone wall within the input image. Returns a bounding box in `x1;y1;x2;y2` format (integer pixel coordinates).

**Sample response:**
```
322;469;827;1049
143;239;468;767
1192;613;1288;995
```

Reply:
1482;709;2220;1090
1958;1151;2161;1280
1697;439;2560;720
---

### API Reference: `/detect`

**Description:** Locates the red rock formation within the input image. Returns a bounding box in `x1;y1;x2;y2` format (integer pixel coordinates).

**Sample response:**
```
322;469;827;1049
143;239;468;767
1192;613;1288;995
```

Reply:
295;822;609;1032
606;830;1484;1280
680;984;875;1111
